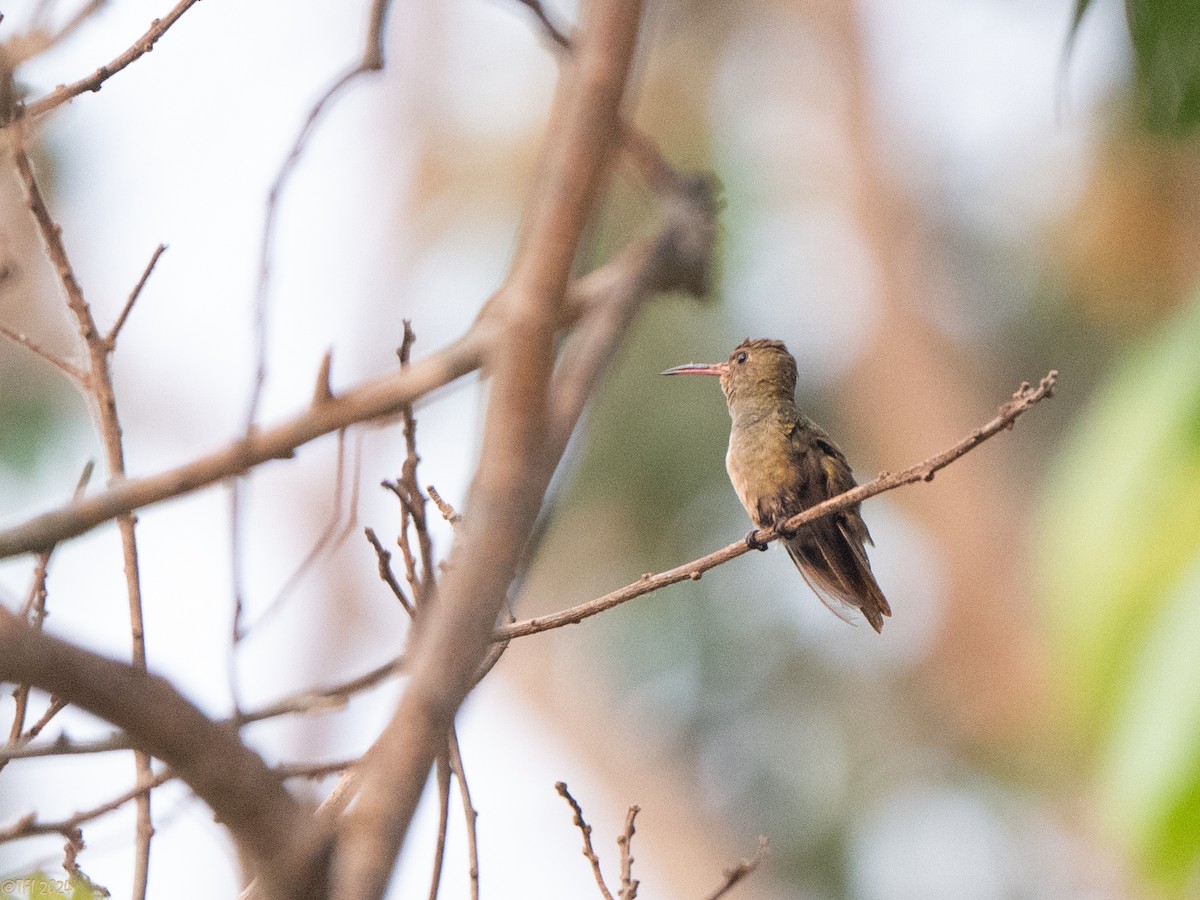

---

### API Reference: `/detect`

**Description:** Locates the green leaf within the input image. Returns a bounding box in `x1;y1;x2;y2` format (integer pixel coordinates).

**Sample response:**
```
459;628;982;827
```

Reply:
1041;292;1200;891
1042;293;1200;732
1066;0;1200;134
1099;553;1200;889
1126;0;1200;135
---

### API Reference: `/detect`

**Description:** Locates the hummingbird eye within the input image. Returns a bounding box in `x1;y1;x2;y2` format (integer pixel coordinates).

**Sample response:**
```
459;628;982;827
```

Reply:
735;351;748;365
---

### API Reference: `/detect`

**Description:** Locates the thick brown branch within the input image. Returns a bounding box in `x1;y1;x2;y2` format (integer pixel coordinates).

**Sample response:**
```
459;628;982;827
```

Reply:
496;371;1057;640
0;653;408;764
329;0;645;893
0;611;323;899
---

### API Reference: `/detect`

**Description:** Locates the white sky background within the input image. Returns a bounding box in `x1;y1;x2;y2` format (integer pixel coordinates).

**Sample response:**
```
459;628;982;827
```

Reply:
0;0;1126;897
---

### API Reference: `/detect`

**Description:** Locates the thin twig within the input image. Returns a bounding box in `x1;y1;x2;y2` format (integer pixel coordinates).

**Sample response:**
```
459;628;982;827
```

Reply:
46;0;110;51
14;135;157;900
275;757;360;781
5;461;93;772
396;322;437;598
0;732;137;763
5;550;54;761
617;806;639;900
106;243;166;347
495;371;1058;641
426;485;462;526
703;837;769;900
0;321;82;378
427;754;451;900
229;0;395;727
244;0;395;432
24;0;203;118
556;782;614;900
513;0;571;48
245;428;358;636
0;767;174;843
364;527;415;615
447;729;480;900
22;696;67;741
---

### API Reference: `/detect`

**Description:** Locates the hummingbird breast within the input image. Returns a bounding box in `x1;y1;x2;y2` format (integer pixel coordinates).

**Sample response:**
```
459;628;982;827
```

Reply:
725;410;809;528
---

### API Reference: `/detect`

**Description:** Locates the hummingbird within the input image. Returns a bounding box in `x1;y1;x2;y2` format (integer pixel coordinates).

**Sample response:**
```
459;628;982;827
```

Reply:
662;338;891;632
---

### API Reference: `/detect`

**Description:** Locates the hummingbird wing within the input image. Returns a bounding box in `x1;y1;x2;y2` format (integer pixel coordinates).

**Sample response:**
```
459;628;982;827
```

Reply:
779;427;892;633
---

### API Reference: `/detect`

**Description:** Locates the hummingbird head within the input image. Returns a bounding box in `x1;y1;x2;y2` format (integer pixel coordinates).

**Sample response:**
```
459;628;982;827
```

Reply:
662;338;798;412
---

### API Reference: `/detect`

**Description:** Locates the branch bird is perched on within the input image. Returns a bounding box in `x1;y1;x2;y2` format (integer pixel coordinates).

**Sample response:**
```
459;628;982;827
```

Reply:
663;338;891;632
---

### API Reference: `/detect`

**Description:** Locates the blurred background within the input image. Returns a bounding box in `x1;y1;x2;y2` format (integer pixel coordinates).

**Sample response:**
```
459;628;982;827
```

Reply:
1;0;1199;897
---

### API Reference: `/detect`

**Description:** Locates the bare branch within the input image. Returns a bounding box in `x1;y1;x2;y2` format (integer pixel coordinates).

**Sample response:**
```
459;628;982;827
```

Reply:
508;0;682;193
447;730;480;900
106;243;166;347
24;0;203;118
5;546;56;770
617;805;639;900
495;371;1058;641
0;172;716;563
362;0;393;70
244;429;359;636
427;754;451;900
556;782;614;900
245;0;394;430
364;526;415;614
396;322;436;598
0;767;173;843
14;131;158;899
427;485;462;527
0;652;407;764
0;610;324;899
703;836;769;900
513;0;571;48
0;328;487;558
329;0;646;892
0;320;82;378
232;654;406;728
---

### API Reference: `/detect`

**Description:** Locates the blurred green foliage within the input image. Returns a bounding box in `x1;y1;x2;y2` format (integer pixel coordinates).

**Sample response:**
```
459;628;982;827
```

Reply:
1073;0;1200;134
0;371;66;475
1042;291;1200;893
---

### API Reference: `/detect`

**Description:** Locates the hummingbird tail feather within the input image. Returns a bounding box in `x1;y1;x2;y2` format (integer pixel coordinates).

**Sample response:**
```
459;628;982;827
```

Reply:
787;543;861;627
785;521;891;633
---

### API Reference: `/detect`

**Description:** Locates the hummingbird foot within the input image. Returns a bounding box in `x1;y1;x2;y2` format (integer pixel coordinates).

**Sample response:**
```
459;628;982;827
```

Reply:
744;530;770;551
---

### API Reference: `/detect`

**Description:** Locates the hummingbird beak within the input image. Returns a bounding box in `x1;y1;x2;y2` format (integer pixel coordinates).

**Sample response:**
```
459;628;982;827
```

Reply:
661;362;729;377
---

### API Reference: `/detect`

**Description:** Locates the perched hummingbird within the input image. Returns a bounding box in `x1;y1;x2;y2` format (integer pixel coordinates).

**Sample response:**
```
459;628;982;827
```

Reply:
663;338;891;632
